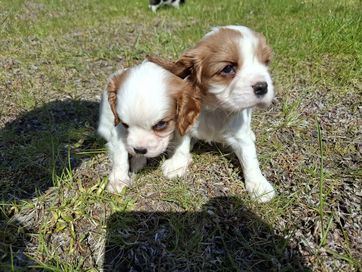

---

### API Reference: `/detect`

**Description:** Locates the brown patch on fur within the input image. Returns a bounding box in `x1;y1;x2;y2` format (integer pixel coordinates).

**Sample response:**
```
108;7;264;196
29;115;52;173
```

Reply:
167;75;201;136
256;33;272;65
148;28;243;96
147;55;191;79
107;69;129;126
190;28;242;86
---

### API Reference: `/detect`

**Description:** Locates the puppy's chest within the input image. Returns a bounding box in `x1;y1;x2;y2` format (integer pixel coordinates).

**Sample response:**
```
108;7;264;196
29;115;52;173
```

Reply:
190;111;243;143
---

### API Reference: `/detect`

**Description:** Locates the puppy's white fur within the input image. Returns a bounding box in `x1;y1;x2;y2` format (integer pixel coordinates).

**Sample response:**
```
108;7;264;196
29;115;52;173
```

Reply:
149;25;276;202
98;61;199;193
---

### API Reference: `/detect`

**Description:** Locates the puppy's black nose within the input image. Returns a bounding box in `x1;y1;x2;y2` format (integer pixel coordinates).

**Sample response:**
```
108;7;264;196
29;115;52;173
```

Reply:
252;81;268;96
134;147;147;155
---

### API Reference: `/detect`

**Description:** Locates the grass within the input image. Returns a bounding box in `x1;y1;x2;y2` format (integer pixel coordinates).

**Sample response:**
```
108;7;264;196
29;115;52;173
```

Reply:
0;0;361;270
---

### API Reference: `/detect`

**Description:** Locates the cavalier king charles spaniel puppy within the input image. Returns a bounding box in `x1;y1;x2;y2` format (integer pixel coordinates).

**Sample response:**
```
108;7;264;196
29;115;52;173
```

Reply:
98;61;200;193
148;25;276;202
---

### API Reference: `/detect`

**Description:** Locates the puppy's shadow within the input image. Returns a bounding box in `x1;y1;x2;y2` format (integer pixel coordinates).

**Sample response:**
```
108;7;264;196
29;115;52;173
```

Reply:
104;196;311;271
0;100;100;201
0;99;101;267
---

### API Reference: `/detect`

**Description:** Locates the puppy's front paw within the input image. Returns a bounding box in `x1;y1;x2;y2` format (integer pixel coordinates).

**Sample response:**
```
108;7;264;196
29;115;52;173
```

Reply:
245;175;276;203
162;154;191;179
106;172;131;194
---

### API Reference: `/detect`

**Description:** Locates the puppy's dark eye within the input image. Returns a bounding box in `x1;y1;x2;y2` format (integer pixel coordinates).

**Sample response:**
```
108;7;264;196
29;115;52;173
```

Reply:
121;122;129;129
152;120;168;132
220;64;236;77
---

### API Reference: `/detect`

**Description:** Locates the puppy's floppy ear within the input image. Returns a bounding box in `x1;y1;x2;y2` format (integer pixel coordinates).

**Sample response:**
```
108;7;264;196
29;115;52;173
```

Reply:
147;50;201;81
177;48;203;85
175;81;201;136
147;55;191;79
106;69;128;126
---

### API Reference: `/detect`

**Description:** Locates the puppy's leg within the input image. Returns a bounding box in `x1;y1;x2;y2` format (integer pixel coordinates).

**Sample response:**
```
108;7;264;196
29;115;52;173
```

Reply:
106;139;130;193
171;1;180;8
249;130;256;142
227;132;275;203
162;134;192;178
149;5;158;12
130;156;147;173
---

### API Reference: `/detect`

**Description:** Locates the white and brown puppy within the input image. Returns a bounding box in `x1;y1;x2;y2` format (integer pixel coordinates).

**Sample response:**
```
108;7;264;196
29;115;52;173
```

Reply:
148;25;276;202
98;61;200;193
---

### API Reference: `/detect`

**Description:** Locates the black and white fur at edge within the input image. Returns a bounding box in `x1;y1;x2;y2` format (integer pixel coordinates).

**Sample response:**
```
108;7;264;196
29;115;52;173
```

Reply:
149;0;185;12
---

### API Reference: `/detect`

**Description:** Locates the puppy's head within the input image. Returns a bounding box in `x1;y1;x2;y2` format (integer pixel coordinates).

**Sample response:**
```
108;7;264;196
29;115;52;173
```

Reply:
148;25;274;112
107;61;200;158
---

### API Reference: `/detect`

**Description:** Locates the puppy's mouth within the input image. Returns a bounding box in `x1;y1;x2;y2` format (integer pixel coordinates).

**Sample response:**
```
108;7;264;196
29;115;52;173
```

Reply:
223;96;273;112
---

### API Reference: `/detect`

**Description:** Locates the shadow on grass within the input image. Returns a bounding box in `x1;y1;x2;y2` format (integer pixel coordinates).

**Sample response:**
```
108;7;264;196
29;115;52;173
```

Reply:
0;100;100;201
0;99;100;268
104;196;311;271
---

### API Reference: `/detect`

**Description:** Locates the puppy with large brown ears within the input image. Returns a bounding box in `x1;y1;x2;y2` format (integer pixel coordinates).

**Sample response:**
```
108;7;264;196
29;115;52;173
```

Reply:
98;61;200;193
148;25;276;202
